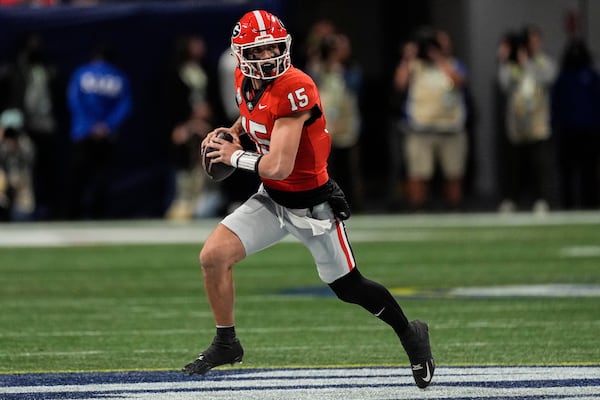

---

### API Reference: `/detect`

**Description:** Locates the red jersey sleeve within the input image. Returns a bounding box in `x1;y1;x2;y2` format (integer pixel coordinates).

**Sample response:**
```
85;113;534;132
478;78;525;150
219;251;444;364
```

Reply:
271;69;321;118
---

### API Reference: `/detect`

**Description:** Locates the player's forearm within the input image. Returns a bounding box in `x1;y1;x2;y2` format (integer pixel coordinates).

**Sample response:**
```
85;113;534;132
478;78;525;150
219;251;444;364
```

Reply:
255;153;293;180
230;117;244;136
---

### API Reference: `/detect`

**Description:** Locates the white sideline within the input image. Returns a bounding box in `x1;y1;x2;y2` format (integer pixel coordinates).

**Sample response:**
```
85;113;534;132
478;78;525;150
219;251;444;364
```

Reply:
1;211;599;247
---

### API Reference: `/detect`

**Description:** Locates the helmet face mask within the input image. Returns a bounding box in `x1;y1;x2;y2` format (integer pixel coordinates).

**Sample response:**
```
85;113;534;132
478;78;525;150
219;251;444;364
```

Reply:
231;10;292;80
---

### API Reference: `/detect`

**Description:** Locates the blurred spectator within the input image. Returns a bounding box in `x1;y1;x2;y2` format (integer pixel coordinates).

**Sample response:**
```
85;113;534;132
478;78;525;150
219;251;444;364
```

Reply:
313;33;364;209
388;39;417;208
0;109;35;221
551;37;600;209
8;33;65;220
66;44;132;219
218;48;239;125
497;25;557;215
395;27;468;211
438;29;477;200
304;18;337;78
162;35;221;220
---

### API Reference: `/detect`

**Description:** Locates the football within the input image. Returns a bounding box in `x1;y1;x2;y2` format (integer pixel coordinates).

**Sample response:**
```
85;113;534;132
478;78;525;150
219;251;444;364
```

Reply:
201;132;236;182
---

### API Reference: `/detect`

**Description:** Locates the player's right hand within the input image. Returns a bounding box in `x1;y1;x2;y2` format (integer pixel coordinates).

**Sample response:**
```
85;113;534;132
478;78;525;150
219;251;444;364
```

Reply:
202;128;240;150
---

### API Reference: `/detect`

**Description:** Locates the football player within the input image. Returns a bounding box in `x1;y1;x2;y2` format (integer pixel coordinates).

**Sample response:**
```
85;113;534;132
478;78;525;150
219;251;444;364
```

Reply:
182;9;435;389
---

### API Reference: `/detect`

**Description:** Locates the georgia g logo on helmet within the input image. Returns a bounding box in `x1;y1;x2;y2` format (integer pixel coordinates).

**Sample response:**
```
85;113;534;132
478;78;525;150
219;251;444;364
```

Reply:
232;22;241;39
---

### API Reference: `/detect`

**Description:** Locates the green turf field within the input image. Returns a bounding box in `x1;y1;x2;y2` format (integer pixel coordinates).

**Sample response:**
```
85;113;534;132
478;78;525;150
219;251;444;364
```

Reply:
1;213;599;373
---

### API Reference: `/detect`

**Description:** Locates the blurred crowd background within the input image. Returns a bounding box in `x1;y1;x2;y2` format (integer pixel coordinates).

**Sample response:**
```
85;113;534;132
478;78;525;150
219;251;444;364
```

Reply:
1;0;599;222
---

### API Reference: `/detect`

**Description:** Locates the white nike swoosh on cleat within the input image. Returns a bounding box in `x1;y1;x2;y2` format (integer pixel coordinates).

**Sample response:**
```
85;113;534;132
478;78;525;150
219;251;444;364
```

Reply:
421;362;432;382
374;307;385;317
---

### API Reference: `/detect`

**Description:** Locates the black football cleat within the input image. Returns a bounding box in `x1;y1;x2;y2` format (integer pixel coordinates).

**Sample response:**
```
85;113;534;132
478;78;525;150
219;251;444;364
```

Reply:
401;320;435;388
182;337;244;376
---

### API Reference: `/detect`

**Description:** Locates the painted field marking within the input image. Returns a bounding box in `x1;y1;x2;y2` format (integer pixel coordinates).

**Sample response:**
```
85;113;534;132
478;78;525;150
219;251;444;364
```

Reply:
0;366;599;400
561;246;600;257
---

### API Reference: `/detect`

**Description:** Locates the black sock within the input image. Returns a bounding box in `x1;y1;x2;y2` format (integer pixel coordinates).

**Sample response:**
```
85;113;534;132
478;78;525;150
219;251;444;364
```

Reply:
215;326;236;344
376;304;411;339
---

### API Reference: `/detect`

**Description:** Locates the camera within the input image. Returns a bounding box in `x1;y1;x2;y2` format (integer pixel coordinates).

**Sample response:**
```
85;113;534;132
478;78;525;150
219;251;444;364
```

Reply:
414;28;441;63
502;29;530;63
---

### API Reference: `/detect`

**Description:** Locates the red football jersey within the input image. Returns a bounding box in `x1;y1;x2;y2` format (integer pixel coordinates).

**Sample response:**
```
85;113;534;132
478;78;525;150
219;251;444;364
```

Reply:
234;66;331;192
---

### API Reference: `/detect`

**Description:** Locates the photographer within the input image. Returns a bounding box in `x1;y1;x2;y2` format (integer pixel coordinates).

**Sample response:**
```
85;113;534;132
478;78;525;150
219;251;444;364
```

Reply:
497;25;557;214
0;108;35;221
394;27;468;211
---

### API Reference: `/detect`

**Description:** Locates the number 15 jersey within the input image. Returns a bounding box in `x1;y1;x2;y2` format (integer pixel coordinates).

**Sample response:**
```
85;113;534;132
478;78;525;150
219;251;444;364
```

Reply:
234;66;331;192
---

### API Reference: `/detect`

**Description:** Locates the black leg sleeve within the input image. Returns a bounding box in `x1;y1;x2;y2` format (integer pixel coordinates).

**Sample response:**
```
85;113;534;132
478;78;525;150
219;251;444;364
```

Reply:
328;268;410;338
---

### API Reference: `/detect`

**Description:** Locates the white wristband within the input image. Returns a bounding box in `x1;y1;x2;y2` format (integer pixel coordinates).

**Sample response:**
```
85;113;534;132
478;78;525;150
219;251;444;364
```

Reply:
230;150;244;168
230;150;262;173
